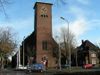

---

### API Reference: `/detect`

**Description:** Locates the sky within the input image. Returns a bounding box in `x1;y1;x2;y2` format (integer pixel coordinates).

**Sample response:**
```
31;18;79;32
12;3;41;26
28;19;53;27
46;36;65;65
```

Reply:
0;0;100;46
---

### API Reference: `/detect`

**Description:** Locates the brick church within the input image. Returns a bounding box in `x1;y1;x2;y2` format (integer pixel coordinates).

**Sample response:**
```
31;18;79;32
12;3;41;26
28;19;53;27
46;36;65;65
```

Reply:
20;2;58;68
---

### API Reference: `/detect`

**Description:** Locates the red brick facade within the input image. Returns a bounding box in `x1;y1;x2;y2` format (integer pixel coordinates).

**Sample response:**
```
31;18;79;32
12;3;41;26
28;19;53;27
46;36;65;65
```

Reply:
34;2;57;67
21;2;58;68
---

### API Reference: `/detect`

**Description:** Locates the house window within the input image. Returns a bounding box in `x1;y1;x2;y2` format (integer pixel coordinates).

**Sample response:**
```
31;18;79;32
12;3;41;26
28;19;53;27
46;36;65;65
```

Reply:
91;53;96;57
42;41;48;50
91;58;96;64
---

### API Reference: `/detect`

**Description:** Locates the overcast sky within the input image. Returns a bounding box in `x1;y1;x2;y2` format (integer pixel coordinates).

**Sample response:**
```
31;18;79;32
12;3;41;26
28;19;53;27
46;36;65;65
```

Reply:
0;0;100;46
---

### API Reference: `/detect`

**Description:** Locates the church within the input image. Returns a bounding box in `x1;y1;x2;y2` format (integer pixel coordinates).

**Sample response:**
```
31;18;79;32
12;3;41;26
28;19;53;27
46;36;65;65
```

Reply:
20;2;58;68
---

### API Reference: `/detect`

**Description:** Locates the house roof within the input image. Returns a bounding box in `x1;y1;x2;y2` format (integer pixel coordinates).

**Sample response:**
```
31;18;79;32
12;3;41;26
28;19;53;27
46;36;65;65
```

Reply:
84;40;99;51
77;40;100;51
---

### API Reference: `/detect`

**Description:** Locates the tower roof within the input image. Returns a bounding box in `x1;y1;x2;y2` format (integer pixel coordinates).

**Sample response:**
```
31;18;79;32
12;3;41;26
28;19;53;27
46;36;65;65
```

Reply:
34;2;53;9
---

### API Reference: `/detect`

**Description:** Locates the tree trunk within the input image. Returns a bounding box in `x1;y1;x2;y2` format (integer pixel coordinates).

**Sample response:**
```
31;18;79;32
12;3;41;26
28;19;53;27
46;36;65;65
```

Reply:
1;56;4;70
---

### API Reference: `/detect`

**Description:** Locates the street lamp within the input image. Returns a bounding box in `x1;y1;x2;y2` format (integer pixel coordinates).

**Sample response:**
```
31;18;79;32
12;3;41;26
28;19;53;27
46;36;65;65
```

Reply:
23;36;25;69
56;36;61;71
76;49;78;67
60;17;71;70
17;49;20;68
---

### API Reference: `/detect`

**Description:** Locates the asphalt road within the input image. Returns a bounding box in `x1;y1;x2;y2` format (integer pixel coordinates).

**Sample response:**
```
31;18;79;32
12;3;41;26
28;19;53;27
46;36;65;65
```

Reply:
1;68;100;75
0;70;53;75
0;71;44;75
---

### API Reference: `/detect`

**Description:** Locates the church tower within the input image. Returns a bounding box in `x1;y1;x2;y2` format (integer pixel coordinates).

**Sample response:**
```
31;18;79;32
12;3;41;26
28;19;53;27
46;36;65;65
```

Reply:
34;2;57;67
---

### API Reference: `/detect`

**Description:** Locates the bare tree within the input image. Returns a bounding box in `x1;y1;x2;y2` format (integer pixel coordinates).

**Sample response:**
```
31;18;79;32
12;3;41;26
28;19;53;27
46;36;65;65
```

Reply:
60;27;76;64
54;0;67;5
0;0;11;17
0;27;18;69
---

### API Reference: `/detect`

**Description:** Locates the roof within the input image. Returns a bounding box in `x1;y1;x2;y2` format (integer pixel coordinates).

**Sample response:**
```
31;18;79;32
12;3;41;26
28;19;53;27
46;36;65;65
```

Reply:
77;40;100;51
85;40;99;51
34;2;53;9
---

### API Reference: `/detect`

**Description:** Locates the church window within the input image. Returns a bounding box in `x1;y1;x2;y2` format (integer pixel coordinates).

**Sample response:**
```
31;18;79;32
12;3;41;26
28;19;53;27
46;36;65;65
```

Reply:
42;41;48;50
41;14;48;18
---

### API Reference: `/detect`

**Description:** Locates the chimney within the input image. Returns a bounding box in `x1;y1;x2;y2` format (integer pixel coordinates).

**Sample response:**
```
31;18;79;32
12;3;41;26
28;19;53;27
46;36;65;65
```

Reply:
82;40;84;44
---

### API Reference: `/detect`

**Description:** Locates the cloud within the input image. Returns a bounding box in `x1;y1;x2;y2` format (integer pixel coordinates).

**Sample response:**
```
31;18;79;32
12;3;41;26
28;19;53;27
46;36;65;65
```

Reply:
0;18;33;31
67;2;92;37
53;0;91;40
0;17;34;43
70;18;88;37
67;0;100;37
68;5;85;19
88;19;100;28
53;0;92;39
53;17;89;37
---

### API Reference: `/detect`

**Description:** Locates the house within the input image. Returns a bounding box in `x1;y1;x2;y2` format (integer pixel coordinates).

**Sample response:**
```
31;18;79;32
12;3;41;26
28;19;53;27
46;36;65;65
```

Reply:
77;40;99;66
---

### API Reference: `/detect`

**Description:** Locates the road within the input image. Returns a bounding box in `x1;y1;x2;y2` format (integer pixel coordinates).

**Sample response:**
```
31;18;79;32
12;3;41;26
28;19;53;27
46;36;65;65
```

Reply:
0;70;53;75
0;71;45;75
1;68;100;75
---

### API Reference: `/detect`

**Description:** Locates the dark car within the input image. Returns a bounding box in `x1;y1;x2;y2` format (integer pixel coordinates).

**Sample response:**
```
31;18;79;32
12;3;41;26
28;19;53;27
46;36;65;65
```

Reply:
61;64;70;68
27;63;44;72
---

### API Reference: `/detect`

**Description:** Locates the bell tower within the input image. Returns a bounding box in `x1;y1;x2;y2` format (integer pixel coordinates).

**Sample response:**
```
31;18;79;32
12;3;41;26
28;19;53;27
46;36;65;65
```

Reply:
34;2;52;35
34;2;56;67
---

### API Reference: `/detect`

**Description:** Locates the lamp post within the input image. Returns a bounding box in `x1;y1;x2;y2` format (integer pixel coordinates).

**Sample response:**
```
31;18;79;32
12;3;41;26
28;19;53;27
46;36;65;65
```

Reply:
56;36;61;71
60;17;71;70
76;49;78;67
17;50;20;68
23;36;25;69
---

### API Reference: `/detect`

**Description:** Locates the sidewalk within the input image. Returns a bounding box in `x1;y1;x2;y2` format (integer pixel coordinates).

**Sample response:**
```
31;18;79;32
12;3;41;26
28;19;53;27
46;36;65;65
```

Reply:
0;68;13;73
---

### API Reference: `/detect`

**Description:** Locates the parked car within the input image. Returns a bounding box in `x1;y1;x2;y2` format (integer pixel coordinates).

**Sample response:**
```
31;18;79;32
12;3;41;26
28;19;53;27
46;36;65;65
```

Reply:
83;64;94;69
27;63;44;72
61;64;70;68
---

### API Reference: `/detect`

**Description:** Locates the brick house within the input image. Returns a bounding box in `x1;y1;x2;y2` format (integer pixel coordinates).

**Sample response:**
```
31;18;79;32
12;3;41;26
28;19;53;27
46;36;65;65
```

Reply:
77;40;99;66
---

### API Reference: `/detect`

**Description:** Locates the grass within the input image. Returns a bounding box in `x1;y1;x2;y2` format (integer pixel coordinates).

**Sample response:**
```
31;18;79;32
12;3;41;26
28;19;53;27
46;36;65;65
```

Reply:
45;67;100;73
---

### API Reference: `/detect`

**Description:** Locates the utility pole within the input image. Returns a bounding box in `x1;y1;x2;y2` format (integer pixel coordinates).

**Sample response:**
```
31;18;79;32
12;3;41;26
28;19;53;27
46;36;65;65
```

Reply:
59;40;61;71
23;36;25;69
17;48;21;69
76;49;78;67
60;17;71;70
56;36;61;71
